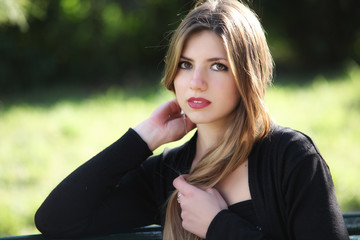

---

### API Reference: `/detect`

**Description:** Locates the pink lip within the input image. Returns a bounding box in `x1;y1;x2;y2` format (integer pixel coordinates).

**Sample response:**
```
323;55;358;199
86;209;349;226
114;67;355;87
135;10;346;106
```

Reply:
187;97;211;109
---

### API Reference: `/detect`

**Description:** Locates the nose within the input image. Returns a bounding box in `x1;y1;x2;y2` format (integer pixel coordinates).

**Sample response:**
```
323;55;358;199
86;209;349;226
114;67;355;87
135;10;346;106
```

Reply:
190;67;207;91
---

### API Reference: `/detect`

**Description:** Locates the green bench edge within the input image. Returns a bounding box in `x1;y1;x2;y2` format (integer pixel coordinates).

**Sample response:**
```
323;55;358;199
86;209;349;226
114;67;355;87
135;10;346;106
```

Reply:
1;213;359;239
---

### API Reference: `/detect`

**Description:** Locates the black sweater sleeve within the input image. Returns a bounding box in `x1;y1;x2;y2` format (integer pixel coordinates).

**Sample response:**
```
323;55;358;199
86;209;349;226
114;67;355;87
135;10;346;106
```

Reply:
281;131;348;239
34;129;158;238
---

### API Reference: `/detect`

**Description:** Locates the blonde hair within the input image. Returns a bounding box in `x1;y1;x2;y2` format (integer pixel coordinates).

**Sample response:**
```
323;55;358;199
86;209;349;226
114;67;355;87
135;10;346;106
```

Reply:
161;0;274;239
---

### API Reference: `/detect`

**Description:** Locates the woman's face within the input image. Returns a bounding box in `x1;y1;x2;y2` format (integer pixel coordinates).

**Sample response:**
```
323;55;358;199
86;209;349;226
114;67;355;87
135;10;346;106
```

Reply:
174;30;240;129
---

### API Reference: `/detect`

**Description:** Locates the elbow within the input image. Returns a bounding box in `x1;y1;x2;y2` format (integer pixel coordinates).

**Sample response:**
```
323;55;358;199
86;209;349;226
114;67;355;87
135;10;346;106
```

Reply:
34;206;71;237
35;205;91;238
34;206;58;237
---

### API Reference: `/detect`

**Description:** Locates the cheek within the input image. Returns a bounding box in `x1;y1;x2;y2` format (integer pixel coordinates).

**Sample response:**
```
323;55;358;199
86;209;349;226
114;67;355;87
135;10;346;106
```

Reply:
232;89;241;107
173;77;179;91
173;77;188;109
231;84;241;101
173;78;181;97
224;79;241;106
173;76;185;95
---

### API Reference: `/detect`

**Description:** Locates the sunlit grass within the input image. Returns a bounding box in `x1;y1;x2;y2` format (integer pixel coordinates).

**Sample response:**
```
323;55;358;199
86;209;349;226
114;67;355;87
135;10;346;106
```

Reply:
0;65;359;236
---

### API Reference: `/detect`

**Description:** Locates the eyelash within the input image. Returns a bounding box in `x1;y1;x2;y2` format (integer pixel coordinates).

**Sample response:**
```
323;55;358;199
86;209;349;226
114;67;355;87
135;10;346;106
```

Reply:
178;61;228;71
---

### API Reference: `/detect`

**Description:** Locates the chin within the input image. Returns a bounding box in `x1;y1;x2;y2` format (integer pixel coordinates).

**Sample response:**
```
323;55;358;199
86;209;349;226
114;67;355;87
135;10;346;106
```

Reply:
188;117;213;125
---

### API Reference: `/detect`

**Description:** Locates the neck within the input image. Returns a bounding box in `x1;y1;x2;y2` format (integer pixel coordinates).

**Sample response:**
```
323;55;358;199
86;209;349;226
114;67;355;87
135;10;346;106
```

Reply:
192;124;227;168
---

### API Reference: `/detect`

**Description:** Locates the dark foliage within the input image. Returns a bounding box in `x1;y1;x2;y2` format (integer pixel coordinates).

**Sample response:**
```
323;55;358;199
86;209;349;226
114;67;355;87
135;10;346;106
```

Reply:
0;0;359;94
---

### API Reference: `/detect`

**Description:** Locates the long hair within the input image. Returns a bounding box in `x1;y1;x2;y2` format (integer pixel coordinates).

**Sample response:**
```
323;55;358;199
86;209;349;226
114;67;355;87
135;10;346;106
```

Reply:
161;0;274;239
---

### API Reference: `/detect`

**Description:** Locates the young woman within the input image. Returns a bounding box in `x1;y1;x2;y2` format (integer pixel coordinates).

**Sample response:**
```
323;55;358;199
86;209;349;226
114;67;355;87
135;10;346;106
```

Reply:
35;0;348;239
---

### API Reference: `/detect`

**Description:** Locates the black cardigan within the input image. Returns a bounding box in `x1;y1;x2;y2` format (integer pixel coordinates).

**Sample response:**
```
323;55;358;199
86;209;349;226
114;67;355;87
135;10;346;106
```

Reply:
35;125;348;239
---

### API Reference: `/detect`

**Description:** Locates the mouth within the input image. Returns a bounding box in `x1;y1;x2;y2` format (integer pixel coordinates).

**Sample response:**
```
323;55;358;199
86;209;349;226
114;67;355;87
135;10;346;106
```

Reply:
187;97;211;109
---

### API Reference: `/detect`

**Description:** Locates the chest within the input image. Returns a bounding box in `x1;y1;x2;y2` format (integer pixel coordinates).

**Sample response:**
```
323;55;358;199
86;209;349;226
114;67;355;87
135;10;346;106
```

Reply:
215;160;251;206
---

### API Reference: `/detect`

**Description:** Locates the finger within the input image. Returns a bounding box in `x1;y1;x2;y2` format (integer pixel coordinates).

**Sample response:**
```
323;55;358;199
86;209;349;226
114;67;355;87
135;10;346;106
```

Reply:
177;192;183;204
205;188;228;209
173;175;199;196
205;188;221;198
181;174;190;180
166;99;182;117
152;100;180;121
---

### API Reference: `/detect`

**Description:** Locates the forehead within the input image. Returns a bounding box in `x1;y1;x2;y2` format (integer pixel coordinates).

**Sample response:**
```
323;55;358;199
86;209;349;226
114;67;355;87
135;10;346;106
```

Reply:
181;30;227;58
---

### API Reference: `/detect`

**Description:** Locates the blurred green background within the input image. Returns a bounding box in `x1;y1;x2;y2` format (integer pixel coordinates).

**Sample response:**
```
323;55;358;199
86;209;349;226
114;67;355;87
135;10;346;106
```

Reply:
0;0;359;237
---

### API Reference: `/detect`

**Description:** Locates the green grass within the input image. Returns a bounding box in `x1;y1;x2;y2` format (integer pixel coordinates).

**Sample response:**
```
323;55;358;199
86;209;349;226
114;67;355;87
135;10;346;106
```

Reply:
1;65;359;236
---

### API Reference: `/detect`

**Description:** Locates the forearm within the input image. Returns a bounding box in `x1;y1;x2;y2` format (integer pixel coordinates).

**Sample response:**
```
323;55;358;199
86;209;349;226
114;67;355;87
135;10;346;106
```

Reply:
35;129;153;236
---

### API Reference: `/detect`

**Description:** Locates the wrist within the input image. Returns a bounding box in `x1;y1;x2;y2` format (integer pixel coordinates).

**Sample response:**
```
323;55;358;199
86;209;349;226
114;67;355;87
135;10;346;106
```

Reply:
133;122;163;151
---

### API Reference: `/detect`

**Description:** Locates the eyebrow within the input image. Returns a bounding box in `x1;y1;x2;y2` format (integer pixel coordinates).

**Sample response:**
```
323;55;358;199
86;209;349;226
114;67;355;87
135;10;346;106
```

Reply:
180;55;228;62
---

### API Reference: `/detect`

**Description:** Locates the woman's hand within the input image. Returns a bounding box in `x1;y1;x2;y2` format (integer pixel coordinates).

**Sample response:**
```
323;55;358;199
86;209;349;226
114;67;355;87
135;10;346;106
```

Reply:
134;99;195;151
173;175;228;239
